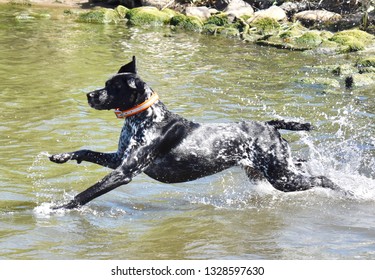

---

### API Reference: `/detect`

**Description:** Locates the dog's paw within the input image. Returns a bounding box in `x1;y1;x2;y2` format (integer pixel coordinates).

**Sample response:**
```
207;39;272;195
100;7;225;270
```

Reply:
302;123;314;131
49;153;72;164
52;199;80;210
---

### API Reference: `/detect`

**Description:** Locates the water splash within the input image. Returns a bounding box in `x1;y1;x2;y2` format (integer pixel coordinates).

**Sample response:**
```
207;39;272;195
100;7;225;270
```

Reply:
300;138;375;200
27;151;54;206
298;103;375;200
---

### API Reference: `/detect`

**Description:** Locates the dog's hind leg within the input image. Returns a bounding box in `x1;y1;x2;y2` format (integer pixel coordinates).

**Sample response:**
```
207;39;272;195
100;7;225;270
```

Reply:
260;160;348;195
252;141;343;194
242;165;265;183
268;171;340;192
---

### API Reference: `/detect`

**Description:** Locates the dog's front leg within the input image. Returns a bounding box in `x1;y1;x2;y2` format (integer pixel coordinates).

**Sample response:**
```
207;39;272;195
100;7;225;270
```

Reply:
53;137;162;209
49;150;122;169
54;169;130;209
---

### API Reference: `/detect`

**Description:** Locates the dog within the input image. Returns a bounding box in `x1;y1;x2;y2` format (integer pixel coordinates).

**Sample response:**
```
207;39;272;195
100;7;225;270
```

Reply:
49;56;341;209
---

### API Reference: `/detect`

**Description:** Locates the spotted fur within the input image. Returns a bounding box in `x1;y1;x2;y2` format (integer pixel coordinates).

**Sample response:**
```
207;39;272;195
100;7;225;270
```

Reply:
50;57;341;209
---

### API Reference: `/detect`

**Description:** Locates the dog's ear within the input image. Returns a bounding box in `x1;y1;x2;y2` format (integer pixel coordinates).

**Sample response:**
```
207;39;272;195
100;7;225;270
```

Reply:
127;78;137;89
117;56;137;74
127;77;145;90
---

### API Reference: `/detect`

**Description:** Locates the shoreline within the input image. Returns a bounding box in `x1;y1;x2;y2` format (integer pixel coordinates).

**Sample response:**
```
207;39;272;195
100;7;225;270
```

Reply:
2;0;374;56
0;0;98;9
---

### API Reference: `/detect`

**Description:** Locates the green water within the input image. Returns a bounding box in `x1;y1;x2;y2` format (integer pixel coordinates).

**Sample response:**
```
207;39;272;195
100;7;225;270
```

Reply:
0;4;374;259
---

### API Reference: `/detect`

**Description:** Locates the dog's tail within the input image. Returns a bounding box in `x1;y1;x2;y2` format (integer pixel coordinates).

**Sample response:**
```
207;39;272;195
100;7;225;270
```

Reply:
266;119;313;131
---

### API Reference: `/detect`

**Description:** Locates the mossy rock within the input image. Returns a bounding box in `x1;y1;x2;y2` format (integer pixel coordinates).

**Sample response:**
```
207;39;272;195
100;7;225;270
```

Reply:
162;8;179;18
220;27;240;38
329;29;375;53
256;34;311;51
170;14;203;32
126;7;172;26
347;73;375;87
357;67;375;73
202;23;220;35
299;77;341;88
332;64;358;76
319;31;334;40
15;11;51;21
77;8;122;24
250;17;280;35
356;56;375;68
203;24;239;37
294;31;323;48
279;22;307;39
205;14;229;26
115;5;129;19
319;39;339;48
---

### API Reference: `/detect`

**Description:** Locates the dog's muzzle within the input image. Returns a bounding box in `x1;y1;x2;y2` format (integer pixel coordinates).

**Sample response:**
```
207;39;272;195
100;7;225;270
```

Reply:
87;89;110;109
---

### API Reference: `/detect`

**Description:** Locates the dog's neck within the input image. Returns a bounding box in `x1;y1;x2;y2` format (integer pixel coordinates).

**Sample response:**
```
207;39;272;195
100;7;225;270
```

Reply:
114;92;159;119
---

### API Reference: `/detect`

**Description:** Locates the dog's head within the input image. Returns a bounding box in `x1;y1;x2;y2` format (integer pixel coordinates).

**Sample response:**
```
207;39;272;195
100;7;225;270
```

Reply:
87;56;151;111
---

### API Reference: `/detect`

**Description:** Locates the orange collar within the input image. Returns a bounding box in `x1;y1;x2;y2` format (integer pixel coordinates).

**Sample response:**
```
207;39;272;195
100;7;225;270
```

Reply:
114;92;159;119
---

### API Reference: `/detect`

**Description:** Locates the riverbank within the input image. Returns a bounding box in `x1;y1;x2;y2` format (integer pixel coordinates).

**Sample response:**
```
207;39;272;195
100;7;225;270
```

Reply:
0;0;88;8
2;0;375;77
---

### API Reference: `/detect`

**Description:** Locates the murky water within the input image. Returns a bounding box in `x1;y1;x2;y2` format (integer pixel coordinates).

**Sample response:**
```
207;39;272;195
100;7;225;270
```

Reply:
0;4;374;259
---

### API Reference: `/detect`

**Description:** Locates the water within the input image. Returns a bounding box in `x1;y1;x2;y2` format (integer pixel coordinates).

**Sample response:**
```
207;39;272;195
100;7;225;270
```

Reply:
0;4;374;259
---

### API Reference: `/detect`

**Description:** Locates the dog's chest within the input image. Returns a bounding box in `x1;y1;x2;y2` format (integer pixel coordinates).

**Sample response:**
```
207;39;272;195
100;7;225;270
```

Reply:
117;117;158;155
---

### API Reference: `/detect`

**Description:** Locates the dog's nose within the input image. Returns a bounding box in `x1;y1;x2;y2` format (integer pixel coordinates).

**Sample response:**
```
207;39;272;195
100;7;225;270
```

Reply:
87;92;95;98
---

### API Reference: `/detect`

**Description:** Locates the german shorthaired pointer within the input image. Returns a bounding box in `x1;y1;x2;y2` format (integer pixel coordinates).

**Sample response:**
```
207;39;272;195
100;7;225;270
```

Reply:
50;57;341;209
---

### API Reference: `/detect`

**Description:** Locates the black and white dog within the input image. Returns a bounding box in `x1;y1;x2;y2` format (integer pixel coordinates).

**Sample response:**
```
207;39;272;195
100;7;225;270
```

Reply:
50;57;341;209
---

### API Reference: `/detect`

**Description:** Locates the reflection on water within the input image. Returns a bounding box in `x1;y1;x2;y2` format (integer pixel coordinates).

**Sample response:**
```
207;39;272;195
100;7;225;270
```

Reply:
0;4;374;259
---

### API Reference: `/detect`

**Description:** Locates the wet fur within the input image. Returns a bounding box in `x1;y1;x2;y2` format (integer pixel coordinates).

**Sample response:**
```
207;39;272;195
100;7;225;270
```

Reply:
50;57;340;209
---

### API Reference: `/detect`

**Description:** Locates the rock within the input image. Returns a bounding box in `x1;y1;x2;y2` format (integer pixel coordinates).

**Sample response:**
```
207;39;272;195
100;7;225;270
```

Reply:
118;0;141;9
223;0;254;20
332;64;358;76
279;21;308;38
355;56;375;73
214;0;230;10
77;8;123;24
280;1;311;17
299;77;341;88
332;12;363;31
170;14;204;32
15;11;51;21
294;30;323;48
248;6;287;23
225;7;255;21
203;24;240;38
250;17;281;35
209;8;220;15
246;0;283;10
329;29;375;53
126;6;173;26
294;10;342;27
185;6;211;21
254;21;341;51
356;56;375;68
346;73;375;88
219;26;240;37
318;0;361;14
115;5;129;18
206;14;230;26
333;57;375;79
141;0;171;9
